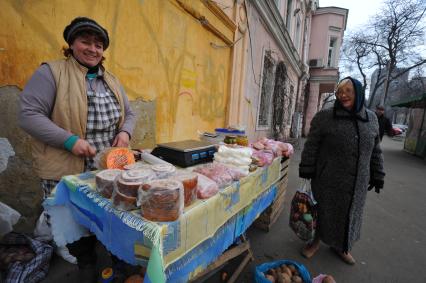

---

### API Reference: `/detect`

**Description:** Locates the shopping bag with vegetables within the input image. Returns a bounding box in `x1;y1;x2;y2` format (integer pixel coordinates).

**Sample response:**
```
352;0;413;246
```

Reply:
289;179;317;242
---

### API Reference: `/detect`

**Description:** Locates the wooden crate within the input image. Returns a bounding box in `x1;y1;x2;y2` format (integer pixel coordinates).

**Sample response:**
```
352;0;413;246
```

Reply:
254;157;289;232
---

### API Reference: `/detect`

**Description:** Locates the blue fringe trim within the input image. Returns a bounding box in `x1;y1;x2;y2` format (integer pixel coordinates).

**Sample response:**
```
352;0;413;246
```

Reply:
78;186;162;247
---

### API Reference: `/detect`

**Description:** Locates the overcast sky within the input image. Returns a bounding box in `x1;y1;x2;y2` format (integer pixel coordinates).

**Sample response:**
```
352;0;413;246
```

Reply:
319;0;426;80
319;0;384;32
318;0;387;86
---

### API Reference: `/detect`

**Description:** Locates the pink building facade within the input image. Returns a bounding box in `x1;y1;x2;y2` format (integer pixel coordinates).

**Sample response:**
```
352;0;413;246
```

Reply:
228;0;318;142
303;6;348;135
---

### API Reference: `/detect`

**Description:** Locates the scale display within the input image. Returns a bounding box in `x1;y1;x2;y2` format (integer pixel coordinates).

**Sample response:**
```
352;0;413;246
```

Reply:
151;140;217;167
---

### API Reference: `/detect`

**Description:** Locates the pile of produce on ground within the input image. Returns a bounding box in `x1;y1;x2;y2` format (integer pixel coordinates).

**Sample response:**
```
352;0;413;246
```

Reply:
262;263;304;283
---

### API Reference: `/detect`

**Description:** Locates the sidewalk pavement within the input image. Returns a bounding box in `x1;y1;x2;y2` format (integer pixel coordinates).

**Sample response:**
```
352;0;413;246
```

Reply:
42;137;426;282
237;136;426;283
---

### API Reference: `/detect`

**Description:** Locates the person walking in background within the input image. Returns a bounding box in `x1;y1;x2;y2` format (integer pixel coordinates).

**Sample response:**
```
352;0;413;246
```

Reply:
298;77;385;265
375;105;394;140
19;17;136;281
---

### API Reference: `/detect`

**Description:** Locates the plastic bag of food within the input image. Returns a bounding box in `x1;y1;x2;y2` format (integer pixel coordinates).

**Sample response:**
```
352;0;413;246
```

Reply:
123;161;151;170
252;150;275;167
216;145;253;159
263;140;281;156
283;143;294;158
214;154;252;167
0;201;21;237
138;179;183;222
193;163;234;188
112;180;138;211
117;168;156;197
151;164;176;179
219;162;250;177
94;147;136;170
195;173;219;199
96;169;123;198
171;172;198;207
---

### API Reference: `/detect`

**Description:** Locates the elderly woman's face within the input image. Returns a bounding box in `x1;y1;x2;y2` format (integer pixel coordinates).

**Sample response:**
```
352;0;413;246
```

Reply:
336;81;355;110
70;34;104;67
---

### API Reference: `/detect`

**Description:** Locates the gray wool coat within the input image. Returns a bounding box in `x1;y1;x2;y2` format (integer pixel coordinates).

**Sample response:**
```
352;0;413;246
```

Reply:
299;104;385;252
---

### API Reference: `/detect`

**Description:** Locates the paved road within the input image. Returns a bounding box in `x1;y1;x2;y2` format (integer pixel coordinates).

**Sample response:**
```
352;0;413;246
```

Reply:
235;137;426;283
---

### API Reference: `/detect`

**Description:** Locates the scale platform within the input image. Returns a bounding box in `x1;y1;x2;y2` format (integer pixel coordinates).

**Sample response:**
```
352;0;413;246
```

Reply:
151;140;217;167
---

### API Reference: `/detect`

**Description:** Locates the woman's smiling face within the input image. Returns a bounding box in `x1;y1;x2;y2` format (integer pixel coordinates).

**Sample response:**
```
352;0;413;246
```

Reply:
336;80;355;110
70;34;104;67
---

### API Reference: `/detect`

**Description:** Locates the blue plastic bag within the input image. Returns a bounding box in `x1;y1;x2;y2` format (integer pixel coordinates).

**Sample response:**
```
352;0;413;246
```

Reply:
254;259;312;283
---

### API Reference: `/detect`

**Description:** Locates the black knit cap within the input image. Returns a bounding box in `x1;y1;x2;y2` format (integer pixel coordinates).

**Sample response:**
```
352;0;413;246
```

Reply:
63;17;109;49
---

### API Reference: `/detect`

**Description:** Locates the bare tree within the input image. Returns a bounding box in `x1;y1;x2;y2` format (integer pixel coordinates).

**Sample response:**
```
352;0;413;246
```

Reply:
341;0;426;107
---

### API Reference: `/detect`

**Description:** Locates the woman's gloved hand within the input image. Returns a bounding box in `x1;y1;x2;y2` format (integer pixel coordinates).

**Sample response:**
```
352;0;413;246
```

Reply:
368;179;384;194
299;171;315;180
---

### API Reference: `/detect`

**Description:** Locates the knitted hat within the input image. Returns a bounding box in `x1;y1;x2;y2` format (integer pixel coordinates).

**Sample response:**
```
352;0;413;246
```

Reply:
63;17;109;49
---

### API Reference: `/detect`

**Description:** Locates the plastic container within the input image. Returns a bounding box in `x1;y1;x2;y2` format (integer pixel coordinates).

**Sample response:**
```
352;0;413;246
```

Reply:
101;267;114;283
224;135;237;144
199;133;224;144
215;128;246;136
236;135;249;146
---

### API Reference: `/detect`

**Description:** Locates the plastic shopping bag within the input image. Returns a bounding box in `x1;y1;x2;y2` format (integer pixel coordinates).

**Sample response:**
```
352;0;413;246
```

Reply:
0;201;20;237
289;179;317;242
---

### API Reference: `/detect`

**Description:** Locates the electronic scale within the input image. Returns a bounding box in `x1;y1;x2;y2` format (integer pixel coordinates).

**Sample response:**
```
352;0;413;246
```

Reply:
151;140;217;167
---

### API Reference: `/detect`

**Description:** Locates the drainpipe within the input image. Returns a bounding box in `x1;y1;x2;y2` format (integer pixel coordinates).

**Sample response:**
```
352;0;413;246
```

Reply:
292;70;308;138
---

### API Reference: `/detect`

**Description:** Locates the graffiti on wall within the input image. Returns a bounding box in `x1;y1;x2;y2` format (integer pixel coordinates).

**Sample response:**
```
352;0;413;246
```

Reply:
0;0;232;143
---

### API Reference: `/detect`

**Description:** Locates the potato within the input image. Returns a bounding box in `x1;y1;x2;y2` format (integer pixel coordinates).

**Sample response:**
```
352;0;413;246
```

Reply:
282;273;292;283
279;264;287;273
323;275;336;283
275;267;282;275
265;274;275;283
282;266;292;277
269;269;278;282
276;273;285;283
293;269;299;276
288;264;297;274
291;275;303;283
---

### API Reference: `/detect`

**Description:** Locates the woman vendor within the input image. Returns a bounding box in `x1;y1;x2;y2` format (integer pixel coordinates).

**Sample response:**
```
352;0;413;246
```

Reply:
19;17;136;281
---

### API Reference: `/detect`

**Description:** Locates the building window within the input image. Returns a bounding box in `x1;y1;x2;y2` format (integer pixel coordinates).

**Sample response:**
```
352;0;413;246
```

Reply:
257;50;276;130
286;0;293;31
327;37;337;67
295;16;301;51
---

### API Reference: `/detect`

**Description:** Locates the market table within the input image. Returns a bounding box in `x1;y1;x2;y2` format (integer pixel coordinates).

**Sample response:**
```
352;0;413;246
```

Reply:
44;157;283;283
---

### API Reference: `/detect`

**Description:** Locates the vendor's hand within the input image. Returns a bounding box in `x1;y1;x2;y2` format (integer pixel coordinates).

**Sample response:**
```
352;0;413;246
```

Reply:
71;139;96;157
112;131;130;147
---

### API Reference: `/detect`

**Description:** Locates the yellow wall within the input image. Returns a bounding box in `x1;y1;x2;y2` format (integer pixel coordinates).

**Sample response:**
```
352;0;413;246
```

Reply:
0;0;235;143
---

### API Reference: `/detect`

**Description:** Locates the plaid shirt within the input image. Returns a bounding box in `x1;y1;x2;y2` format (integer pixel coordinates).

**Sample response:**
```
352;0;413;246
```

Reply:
2;232;53;283
85;73;121;170
41;71;121;194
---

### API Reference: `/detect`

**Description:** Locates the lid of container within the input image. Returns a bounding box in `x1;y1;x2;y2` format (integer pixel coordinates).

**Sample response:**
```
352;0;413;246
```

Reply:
215;128;245;135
